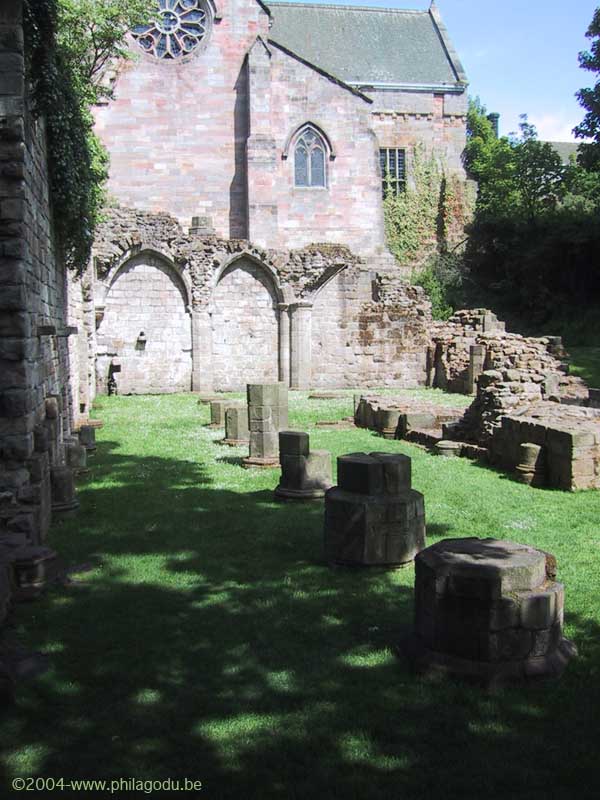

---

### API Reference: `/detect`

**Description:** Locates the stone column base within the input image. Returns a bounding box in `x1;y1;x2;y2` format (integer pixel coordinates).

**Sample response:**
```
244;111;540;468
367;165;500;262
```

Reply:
242;456;280;469
400;634;577;688
274;485;328;501
219;437;249;447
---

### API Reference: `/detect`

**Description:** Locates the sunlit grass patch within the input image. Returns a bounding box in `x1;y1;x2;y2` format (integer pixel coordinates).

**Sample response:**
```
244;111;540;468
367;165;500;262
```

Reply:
2;390;599;799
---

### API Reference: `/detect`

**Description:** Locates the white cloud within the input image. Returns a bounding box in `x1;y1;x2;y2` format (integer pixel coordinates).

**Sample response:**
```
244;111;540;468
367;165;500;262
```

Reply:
526;112;584;142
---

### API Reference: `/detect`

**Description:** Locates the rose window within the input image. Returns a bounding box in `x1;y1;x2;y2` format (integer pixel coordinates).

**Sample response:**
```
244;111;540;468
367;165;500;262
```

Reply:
132;0;210;60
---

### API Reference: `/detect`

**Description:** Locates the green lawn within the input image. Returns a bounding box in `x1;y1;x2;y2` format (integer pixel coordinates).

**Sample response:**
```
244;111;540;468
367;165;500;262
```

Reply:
2;391;600;799
568;346;600;389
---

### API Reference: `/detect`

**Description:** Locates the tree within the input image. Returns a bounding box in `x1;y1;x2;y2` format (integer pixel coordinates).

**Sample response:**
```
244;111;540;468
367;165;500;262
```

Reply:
574;7;600;169
23;0;155;271
510;118;565;222
57;0;155;105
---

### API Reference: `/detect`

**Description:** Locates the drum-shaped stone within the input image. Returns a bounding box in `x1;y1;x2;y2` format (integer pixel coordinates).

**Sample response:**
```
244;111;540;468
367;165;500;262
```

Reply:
324;452;425;567
407;538;577;685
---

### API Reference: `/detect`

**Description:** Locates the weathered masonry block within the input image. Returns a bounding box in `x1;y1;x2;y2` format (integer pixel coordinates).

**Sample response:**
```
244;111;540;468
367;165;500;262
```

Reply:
324;452;425;567
208;399;243;429
221;406;249;447
274;431;332;500
243;383;289;468
407;538;576;686
490;406;600;491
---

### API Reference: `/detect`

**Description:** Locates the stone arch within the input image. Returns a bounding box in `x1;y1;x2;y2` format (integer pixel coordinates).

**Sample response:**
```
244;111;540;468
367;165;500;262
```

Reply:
98;246;192;309
282;121;336;162
96;250;192;394
210;255;280;391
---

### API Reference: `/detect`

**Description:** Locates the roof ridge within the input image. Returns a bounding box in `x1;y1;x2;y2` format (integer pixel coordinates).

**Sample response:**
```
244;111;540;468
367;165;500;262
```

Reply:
266;2;428;14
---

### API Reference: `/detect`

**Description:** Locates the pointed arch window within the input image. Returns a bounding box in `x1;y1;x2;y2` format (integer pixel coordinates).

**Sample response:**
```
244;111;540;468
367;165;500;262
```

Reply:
294;127;328;188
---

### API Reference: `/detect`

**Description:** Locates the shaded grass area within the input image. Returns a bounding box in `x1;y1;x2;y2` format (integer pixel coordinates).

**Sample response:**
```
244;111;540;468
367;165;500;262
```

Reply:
2;392;600;799
568;346;600;389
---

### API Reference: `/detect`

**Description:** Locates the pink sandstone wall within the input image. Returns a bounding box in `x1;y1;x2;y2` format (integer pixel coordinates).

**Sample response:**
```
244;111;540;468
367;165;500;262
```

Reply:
93;0;270;239
247;44;387;255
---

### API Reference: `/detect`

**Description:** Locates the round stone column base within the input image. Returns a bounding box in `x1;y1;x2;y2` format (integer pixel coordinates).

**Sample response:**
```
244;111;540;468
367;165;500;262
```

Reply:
401;634;577;688
51;498;80;515
274;485;328;501
242;456;280;469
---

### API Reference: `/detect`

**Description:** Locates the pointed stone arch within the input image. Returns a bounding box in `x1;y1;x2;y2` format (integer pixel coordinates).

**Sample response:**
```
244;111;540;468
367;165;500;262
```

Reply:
209;254;283;391
96;250;192;394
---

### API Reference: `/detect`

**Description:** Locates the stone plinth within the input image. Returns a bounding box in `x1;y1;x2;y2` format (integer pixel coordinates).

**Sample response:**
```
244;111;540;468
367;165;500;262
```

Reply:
275;431;332;500
435;440;462;458
221;406;249;446
64;438;89;476
309;391;345;400
243;383;289;468
50;467;80;515
375;408;402;440
324;452;426;567
208;399;243;429
12;546;58;593
78;425;97;453
515;442;546;486
196;394;222;406
407;538;576;686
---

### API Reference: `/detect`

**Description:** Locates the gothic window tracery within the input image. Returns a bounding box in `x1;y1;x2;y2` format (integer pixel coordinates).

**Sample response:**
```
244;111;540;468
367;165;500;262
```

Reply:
132;0;210;60
294;127;328;188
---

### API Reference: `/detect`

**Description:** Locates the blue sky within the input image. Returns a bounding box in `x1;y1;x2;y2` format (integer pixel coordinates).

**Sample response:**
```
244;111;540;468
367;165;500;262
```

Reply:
288;0;600;141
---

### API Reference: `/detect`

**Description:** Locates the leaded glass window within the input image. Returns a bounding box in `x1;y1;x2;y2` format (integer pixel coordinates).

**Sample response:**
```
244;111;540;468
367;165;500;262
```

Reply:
380;148;406;197
294;128;327;187
132;0;210;60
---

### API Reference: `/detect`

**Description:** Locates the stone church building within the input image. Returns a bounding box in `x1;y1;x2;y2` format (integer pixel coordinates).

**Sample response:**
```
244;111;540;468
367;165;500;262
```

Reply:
91;0;469;395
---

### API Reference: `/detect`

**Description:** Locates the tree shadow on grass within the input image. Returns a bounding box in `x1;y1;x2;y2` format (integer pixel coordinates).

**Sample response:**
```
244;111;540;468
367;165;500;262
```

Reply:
2;440;600;799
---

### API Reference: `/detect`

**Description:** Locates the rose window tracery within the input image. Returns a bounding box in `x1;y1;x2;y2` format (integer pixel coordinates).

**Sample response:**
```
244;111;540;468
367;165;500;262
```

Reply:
132;0;210;60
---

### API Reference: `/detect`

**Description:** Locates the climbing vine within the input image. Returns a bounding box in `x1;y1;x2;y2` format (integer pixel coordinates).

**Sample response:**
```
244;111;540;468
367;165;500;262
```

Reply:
383;145;474;319
22;0;152;274
23;0;106;274
383;144;473;268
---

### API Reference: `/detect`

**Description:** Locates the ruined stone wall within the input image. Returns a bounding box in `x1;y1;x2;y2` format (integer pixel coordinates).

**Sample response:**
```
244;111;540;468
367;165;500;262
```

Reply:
311;270;430;388
0;0;90;625
93;206;432;392
429;309;585;402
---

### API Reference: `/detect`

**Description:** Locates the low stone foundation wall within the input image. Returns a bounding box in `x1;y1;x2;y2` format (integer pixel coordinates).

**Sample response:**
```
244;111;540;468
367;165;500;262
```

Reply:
489;402;600;491
354;395;464;439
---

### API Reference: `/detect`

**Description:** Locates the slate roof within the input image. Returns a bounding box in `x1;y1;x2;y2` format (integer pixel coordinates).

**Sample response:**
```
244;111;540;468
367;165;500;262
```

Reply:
266;2;467;89
542;141;580;166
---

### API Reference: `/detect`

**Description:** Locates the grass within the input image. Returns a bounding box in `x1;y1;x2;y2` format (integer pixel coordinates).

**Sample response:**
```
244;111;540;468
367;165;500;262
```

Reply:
2;390;600;799
568;346;600;389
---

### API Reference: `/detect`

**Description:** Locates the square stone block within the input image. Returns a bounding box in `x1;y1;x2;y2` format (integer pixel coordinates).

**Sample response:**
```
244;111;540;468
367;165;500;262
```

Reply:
225;406;248;441
369;452;411;493
337;453;384;495
519;583;562;630
247;383;286;408
279;431;309;458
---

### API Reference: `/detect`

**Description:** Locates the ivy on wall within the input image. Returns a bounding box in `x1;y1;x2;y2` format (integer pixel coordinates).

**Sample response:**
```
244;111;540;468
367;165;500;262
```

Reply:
23;0;108;274
383;145;473;268
383;145;475;319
